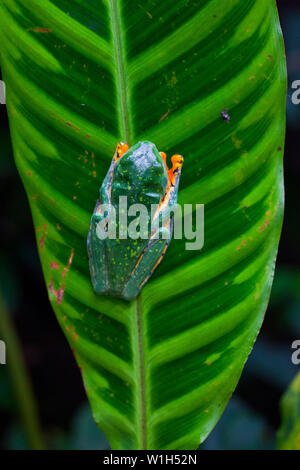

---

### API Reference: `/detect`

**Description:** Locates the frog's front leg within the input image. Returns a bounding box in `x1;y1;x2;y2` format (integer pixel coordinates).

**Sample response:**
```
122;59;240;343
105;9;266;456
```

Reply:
154;153;184;226
100;142;129;203
122;225;172;301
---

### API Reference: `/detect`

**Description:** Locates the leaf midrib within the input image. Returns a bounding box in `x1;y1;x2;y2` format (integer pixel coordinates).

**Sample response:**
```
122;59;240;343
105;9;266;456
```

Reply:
108;0;147;449
135;296;147;449
109;0;132;144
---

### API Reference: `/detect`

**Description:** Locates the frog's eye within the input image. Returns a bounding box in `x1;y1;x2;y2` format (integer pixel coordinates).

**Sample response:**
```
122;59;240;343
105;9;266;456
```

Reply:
116;142;129;160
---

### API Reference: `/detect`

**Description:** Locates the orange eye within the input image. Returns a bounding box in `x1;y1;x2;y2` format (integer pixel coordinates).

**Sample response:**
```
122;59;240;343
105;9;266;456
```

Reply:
116;143;129;159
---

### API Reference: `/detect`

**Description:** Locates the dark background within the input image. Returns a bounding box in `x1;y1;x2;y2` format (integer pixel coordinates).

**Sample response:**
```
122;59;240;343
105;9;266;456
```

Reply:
0;0;299;450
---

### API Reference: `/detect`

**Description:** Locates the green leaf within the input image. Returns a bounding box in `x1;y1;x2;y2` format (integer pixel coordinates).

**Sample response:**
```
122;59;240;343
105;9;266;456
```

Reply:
278;372;300;450
0;0;286;450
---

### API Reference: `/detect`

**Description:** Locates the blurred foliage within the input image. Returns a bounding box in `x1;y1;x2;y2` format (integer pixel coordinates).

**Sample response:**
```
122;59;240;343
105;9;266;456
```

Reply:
278;372;300;450
67;404;110;450
202;397;275;450
0;0;299;450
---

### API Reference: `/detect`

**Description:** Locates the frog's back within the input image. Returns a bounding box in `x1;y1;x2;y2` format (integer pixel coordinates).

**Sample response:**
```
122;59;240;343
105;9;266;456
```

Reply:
88;140;181;301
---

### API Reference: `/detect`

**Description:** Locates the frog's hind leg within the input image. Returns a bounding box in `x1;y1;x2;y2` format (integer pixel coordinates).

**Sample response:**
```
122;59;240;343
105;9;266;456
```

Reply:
122;222;173;301
122;154;184;300
88;143;130;296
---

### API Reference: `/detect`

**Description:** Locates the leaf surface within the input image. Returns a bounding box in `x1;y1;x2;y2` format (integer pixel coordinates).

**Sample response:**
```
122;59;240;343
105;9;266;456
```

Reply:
0;0;286;449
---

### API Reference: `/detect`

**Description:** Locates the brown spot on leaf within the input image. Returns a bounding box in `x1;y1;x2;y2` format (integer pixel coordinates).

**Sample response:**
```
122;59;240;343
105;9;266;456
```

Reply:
65;324;79;342
48;249;74;304
159;109;171;123
51;112;80;133
259;218;270;232
66;122;80;132
27;27;52;33
91;152;96;168
39;235;45;249
62;249;74;278
39;227;47;249
48;280;65;305
50;262;60;270
231;134;242;149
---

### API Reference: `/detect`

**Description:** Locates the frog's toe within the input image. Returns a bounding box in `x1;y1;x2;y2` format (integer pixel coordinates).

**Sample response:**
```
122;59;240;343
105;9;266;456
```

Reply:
171;154;184;167
168;154;184;185
160;152;169;171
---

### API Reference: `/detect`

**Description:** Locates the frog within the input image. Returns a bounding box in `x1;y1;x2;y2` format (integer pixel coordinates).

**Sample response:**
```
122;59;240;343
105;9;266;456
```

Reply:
87;141;183;301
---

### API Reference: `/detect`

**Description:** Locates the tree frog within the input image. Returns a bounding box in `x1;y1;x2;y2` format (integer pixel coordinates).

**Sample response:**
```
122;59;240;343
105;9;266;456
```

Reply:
87;141;183;301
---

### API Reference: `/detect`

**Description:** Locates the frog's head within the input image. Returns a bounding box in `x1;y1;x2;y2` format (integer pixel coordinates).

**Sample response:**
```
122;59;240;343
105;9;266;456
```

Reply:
111;141;169;208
